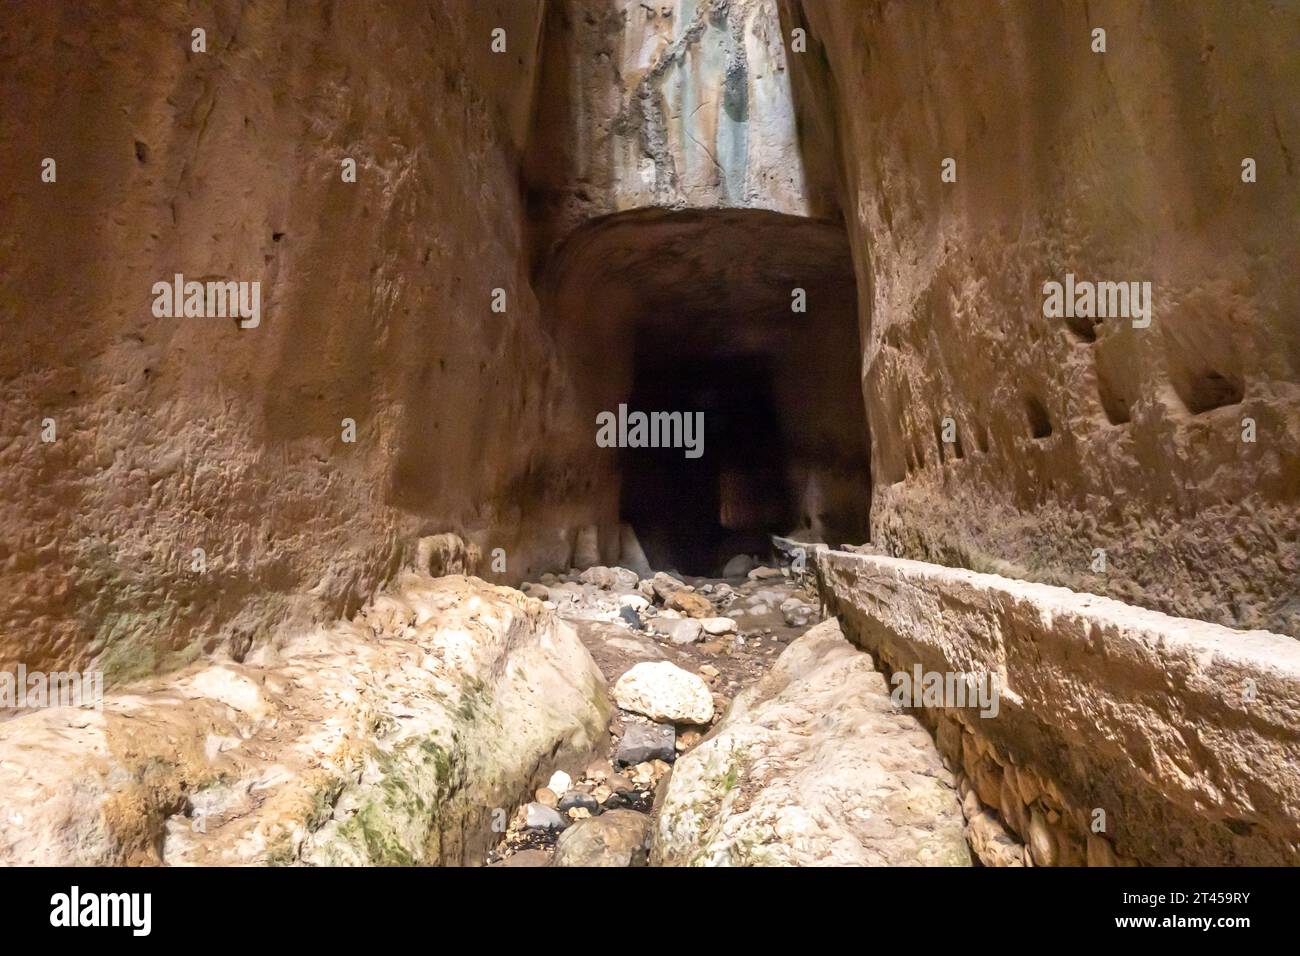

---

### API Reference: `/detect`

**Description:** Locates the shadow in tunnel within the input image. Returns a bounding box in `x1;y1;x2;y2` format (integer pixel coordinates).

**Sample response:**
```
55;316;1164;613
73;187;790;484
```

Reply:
620;344;795;576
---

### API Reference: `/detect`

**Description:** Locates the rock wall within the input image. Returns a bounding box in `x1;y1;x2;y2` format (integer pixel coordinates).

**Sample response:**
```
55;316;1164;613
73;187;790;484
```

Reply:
820;550;1300;866
0;1;611;678
525;0;841;258
786;0;1300;635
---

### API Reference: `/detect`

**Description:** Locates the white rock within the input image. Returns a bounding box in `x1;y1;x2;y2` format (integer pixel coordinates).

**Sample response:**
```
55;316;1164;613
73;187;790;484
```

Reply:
547;770;573;794
618;593;650;611
613;662;715;725
658;618;703;645
700;617;737;635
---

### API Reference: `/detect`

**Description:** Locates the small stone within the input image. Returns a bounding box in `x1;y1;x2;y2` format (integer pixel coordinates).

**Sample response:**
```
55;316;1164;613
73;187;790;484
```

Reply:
525;802;566;830
579;566;640;590
618;605;642;629
699;664;720;679
700;617;737;635
547;770;572;794
592;785;613;804
558;790;600;813
534;786;558;808
1028;808;1057;866
747;566;784;580
666;590;714;619
607;773;635;794
615;721;676;766
780;597;814;626
567;807;592;821
676;728;702;752
658;618;703;645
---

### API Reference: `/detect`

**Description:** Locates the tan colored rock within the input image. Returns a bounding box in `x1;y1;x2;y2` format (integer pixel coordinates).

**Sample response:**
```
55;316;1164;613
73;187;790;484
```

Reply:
792;0;1300;637
1087;834;1118;868
966;811;1026;868
0;573;609;866
0;0;617;676
653;620;970;867
823;550;1300;865
550;810;651;868
666;590;714;619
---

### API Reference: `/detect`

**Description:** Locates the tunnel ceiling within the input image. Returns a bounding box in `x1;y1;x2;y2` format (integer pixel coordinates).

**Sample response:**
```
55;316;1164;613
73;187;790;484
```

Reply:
542;207;858;358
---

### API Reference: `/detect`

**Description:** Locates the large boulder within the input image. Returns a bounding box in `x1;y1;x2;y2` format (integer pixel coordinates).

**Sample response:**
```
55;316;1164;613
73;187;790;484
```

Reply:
0;573;610;866
613;662;714;725
653;619;970;867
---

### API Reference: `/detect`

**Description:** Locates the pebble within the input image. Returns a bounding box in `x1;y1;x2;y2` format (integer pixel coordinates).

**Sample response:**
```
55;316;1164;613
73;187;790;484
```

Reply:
547;770;573;794
534;786;559;808
658;618;703;645
558;791;601;813
615;721;676;766
524;802;566;830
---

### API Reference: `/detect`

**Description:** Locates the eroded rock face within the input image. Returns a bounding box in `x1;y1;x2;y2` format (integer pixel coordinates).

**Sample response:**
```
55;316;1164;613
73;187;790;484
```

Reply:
653;619;970;866
525;0;839;257
0;0;620;678
820;550;1300;866
785;0;1300;635
0;573;609;866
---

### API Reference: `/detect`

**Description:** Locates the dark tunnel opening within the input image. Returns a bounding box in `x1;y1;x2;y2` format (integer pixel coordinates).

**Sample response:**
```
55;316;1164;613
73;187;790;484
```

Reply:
620;348;796;575
543;207;873;576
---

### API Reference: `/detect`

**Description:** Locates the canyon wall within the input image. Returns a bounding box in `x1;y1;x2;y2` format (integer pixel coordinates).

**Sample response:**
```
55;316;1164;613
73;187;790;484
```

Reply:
0;0;611;679
525;0;841;259
788;0;1300;635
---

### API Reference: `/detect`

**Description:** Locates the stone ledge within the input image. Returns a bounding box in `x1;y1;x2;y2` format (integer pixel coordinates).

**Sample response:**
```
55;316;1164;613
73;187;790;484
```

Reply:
819;550;1300;866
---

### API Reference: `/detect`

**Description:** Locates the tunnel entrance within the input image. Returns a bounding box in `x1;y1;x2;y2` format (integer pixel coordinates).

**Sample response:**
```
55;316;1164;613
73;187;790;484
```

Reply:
621;348;796;575
542;207;871;576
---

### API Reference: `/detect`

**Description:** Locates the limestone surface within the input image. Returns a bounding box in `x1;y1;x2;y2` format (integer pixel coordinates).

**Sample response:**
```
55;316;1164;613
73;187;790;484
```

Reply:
0;573;609;866
653;619;970;866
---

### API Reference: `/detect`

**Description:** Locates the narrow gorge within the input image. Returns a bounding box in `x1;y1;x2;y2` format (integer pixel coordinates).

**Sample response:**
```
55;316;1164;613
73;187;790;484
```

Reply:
0;0;1297;877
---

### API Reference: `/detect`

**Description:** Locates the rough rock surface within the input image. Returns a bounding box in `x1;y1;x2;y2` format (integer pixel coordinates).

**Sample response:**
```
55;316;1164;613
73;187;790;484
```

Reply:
525;0;839;257
613;661;715;726
0;0;626;677
786;0;1300;635
551;810;652;868
653;619;970;866
821;549;1300;865
0;573;609;865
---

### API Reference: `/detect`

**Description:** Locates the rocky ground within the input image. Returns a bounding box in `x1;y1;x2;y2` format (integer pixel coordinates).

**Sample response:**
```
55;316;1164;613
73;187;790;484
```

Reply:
485;561;821;866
